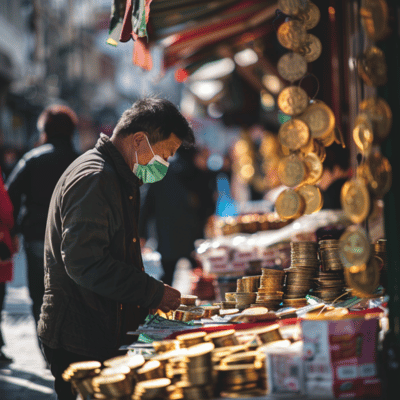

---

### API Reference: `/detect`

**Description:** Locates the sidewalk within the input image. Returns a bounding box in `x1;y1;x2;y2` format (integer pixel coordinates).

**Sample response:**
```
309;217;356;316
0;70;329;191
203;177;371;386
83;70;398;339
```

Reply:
0;249;193;399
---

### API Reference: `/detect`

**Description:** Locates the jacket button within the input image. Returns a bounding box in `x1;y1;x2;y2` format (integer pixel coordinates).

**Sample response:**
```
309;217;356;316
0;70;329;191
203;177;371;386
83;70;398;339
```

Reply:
129;196;133;200
132;238;137;243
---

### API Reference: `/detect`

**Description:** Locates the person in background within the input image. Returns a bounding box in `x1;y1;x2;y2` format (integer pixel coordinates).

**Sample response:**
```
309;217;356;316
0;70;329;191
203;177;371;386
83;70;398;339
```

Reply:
38;97;194;400
0;166;16;363
6;105;79;334
139;146;217;286
319;143;351;210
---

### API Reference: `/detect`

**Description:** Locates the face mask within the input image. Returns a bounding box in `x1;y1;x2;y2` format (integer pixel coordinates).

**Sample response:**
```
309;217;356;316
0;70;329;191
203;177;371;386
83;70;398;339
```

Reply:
133;135;169;183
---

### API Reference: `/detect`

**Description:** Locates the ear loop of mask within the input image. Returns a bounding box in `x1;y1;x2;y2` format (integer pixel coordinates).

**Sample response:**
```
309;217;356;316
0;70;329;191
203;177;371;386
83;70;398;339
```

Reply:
135;134;154;167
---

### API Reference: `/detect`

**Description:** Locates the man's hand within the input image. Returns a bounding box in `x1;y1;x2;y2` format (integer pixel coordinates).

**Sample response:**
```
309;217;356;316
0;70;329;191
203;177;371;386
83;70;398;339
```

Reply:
157;284;181;313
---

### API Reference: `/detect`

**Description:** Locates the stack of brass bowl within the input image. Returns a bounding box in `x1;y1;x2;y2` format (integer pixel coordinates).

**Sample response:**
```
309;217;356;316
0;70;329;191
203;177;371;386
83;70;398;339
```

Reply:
176;331;207;348
205;329;239;348
92;373;133;398
314;271;346;302
215;363;266;398
242;324;283;345
212;345;248;365
257;269;285;310
62;361;102;398
225;292;236;302
153;349;189;374
234;292;257;309
183;342;215;391
132;377;171;400
103;354;145;386
221;300;237;310
181;295;198;306
165;355;190;385
242;276;261;292
174;306;205;322
319;239;344;272
136;360;164;381
152;340;180;354
202;305;221;318
176;381;214;400
236;278;245;293
284;241;319;303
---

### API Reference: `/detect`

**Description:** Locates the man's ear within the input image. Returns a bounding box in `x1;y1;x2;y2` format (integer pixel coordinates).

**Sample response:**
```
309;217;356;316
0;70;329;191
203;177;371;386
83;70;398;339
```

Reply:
131;131;147;151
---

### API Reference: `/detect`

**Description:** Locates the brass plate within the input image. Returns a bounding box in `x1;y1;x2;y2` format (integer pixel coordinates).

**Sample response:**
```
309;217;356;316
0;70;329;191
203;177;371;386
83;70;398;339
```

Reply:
339;226;371;268
360;0;389;41
278;86;309;116
277;20;307;50
303;152;323;185
353;113;374;153
359;152;392;199
298;33;322;62
278;154;307;187
275;188;305;220
359;97;392;143
298;100;335;139
357;46;388;87
278;118;310;151
344;256;380;296
297;1;321;30
296;184;323;214
278;0;309;16
340;178;371;224
277;52;308;82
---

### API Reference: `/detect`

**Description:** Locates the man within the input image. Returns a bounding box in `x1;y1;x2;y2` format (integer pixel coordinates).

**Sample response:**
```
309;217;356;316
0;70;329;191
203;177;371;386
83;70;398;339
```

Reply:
38;98;194;399
6;105;79;333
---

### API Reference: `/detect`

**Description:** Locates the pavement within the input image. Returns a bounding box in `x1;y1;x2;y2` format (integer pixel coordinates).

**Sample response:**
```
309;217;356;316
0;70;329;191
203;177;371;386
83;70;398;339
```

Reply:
0;245;193;399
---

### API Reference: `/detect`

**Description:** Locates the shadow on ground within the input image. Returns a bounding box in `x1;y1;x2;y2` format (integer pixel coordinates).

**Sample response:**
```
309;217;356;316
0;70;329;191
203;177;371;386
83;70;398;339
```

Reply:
0;366;56;399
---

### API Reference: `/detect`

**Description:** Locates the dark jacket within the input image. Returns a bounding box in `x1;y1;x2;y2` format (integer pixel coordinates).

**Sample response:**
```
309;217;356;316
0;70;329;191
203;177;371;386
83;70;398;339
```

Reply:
38;134;165;359
6;138;78;242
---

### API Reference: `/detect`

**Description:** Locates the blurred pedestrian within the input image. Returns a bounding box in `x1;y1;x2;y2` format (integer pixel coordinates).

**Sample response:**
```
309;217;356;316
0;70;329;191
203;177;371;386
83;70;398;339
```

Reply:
319;143;351;210
37;97;194;400
139;147;217;286
6;105;79;333
0;165;16;363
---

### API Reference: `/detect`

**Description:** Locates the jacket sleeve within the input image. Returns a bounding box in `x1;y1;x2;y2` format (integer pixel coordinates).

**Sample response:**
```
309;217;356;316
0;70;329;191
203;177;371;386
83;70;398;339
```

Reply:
60;171;165;308
5;157;28;234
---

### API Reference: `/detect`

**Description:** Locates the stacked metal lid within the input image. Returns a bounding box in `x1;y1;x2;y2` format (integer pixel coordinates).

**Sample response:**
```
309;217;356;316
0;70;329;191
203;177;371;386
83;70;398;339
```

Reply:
283;241;319;306
256;268;286;310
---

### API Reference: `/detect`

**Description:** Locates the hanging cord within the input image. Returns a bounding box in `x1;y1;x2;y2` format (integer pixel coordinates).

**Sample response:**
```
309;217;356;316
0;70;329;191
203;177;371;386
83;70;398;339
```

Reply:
298;72;320;100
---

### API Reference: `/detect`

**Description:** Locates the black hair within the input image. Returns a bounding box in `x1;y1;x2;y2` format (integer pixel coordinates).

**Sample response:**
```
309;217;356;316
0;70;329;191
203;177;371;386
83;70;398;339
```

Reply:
323;143;350;172
113;97;195;146
37;104;78;138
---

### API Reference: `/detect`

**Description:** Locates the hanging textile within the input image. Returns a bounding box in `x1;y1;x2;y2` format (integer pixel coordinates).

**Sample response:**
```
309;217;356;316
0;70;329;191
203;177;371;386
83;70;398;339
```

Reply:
107;0;127;46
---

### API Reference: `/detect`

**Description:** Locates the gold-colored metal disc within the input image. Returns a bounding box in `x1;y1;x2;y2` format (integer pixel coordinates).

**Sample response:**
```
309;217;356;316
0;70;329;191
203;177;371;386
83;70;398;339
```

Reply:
339;225;371;268
359;152;392;198
296;1;320;30
298;100;335;139
298;34;322;62
277;20;307;51
340;178;371;224
275;188;305;220
278;118;310;150
303;152;323;185
277;52;308;82
344;256;380;297
360;0;389;42
357;46;388;87
278;86;309;116
319;128;336;147
278;154;307;187
296;184;323;214
353;113;374;153
359;97;392;143
278;0;309;16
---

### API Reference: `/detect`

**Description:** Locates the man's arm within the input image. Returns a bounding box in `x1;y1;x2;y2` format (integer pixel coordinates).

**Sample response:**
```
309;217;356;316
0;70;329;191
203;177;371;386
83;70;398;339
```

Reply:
59;172;165;309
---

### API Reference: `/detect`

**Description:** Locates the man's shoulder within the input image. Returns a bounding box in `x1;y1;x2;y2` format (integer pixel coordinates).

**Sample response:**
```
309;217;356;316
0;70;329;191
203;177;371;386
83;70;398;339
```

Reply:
23;144;54;161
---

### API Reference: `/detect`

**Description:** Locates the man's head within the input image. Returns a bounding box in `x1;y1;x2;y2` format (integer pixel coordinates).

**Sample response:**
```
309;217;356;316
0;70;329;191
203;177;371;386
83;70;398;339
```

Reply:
37;104;78;140
112;97;195;167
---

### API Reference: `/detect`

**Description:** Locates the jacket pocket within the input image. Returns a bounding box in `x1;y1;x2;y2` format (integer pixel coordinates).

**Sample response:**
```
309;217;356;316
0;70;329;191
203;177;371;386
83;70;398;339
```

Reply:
37;293;69;347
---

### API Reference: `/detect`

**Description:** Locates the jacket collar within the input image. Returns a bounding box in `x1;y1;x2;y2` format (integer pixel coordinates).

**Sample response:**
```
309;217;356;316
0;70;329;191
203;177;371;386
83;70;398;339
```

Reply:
95;133;142;188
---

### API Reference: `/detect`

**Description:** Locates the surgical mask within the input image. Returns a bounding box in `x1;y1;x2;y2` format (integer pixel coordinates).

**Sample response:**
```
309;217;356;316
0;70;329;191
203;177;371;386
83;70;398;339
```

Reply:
132;135;169;183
